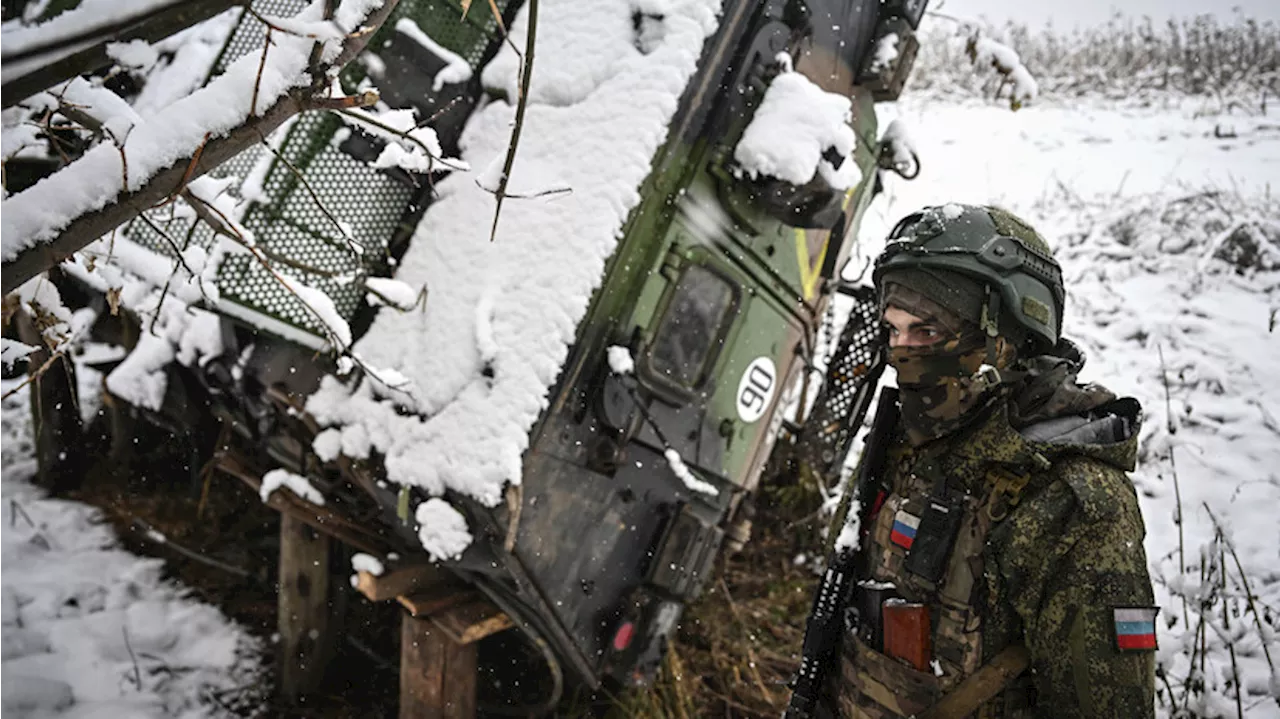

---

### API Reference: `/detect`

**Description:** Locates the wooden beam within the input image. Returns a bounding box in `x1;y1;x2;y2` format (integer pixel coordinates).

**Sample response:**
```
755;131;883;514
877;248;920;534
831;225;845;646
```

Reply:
215;449;388;556
396;588;477;619
354;564;447;602
277;513;338;703
400;614;477;719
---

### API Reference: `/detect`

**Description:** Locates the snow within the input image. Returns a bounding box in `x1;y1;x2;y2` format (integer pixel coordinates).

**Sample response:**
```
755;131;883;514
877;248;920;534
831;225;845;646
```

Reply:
607;345;635;375
131;9;239;117
1;338;38;370
312;428;343;461
365;277;421;310
259;468;326;506
870;33;899;74
664;448;718;497
274;272;353;349
1;381;262;717
415;498;472;563
15;274;74;352
733;65;861;190
833;501;861;552
859;93;1280;719
306;0;725;531
350;553;384;576
394;17;472;92
105;39;159;71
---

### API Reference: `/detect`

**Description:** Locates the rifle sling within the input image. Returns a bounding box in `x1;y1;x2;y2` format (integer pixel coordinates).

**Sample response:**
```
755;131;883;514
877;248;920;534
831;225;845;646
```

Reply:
917;643;1031;719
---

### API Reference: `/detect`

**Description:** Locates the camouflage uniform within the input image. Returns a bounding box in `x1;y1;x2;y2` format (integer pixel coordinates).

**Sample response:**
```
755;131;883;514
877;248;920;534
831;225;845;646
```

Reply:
825;205;1157;718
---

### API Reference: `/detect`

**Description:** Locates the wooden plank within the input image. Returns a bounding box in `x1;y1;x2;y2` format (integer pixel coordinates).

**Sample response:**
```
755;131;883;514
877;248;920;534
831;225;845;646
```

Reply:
277;514;337;702
400;613;477;719
396;588;478;619
354;564;446;602
430;600;514;646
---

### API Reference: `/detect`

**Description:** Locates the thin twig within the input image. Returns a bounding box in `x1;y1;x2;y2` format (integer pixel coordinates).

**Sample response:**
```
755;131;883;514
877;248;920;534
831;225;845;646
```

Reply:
251;27;272;117
138;213;211;299
123;626;143;690
9;499;37;531
128;515;253;579
254;131;364;258
1220;542;1244;719
489;0;537;242
1158;344;1190;630
333;108;468;172
0;350;64;401
1204;503;1277;678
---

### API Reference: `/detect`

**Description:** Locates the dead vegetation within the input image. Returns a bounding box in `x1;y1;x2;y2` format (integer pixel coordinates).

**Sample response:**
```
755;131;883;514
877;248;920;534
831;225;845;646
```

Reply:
913;14;1280;109
578;474;827;719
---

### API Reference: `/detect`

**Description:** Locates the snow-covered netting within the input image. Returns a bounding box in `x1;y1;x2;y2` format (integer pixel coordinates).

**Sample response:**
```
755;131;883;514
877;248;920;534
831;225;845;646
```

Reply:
307;0;723;515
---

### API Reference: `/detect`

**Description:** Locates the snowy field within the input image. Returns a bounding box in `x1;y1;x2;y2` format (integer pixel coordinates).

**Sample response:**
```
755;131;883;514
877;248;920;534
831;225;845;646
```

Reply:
2;80;1278;719
1;384;263;717
858;95;1280;718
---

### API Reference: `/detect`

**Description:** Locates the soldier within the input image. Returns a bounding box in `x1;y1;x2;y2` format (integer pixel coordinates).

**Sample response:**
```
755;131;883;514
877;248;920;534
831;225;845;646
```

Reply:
822;204;1157;718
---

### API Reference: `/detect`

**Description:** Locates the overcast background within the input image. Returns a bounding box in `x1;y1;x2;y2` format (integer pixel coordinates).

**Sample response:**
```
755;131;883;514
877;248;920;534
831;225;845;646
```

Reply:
935;0;1280;28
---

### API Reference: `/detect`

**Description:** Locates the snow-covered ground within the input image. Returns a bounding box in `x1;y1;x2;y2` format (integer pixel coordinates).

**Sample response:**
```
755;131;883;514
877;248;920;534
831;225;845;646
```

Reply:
1;382;263;717
857;95;1280;718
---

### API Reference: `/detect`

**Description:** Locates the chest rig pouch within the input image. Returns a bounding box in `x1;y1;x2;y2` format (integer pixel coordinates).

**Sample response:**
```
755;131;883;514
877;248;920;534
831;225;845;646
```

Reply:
838;446;1033;719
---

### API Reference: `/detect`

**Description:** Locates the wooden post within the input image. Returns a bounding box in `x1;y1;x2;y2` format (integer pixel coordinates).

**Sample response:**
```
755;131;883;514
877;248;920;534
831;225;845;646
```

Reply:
277;513;338;703
400;613;477;719
13;307;83;493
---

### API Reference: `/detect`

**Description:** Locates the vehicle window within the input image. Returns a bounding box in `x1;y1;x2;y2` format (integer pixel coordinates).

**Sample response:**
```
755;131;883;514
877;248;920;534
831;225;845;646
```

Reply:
648;265;736;390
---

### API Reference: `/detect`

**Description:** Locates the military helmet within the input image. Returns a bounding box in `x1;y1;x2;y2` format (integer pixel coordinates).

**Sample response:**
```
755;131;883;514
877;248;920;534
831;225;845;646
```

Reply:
872;204;1065;351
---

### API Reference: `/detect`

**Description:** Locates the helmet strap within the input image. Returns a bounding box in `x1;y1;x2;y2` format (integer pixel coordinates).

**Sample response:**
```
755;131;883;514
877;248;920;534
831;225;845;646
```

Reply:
980;285;1002;365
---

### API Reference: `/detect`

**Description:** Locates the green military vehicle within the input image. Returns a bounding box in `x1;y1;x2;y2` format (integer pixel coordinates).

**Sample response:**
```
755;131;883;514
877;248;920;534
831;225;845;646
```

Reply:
5;0;926;707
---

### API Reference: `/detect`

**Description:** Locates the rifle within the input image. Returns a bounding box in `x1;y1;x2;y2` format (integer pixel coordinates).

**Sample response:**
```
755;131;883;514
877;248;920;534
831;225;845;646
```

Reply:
785;386;898;719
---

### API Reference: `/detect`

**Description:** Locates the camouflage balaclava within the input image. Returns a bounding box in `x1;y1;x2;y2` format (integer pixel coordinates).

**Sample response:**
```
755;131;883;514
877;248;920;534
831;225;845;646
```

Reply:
881;270;1017;446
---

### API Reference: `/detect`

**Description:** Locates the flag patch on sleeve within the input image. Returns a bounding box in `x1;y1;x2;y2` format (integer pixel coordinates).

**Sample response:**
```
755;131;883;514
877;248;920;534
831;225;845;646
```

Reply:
890;509;921;550
1113;607;1159;651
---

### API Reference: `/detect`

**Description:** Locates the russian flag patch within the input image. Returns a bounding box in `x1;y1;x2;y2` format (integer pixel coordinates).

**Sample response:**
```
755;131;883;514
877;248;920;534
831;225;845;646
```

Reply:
1113;607;1159;651
890;509;921;550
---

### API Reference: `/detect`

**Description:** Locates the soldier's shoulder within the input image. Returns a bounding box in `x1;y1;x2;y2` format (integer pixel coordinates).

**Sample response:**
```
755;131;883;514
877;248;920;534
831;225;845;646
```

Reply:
1045;453;1140;524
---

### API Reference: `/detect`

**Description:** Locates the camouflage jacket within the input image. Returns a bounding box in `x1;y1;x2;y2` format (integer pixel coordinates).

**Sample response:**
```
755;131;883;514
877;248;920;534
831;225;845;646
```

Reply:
831;382;1157;718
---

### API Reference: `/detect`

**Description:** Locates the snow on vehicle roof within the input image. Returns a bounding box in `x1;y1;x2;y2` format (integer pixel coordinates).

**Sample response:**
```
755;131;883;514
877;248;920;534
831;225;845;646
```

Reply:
306;0;723;519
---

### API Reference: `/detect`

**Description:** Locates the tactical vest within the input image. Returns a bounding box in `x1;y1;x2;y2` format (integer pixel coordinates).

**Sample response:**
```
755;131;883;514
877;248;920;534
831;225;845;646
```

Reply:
835;436;1040;719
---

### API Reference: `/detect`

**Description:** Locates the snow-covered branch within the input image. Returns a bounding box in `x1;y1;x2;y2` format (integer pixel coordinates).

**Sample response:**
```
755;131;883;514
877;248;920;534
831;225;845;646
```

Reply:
0;0;401;295
0;0;238;107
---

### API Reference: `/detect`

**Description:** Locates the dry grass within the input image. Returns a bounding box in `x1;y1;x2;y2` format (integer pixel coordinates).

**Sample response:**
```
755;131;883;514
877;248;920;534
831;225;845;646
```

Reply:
912;14;1280;110
593;476;828;718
